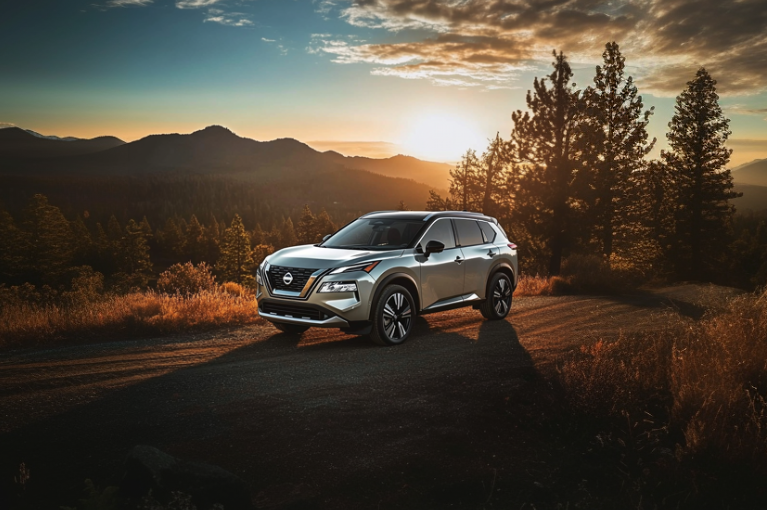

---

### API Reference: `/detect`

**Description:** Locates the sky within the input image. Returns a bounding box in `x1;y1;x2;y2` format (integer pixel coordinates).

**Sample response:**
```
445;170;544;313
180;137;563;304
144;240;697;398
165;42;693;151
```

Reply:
1;0;766;165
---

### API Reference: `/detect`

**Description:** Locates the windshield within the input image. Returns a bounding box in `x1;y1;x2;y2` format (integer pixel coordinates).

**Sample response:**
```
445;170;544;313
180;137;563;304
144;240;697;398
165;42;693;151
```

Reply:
322;218;426;250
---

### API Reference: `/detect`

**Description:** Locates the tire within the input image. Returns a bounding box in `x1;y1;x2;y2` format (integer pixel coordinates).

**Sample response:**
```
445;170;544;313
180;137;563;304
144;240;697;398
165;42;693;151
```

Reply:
370;284;415;346
272;322;309;335
479;272;513;320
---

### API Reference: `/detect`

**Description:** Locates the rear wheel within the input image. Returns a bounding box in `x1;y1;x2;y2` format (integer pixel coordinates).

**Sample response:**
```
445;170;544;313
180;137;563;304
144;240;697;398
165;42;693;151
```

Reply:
479;272;513;320
370;285;415;346
272;322;309;335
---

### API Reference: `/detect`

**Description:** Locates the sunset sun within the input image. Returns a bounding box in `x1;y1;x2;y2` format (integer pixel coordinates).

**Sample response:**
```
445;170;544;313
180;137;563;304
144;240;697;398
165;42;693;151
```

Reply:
401;113;487;162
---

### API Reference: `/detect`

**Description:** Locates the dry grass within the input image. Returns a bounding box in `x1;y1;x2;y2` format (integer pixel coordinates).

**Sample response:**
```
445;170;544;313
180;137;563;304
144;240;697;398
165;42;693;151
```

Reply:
0;286;260;348
560;288;767;479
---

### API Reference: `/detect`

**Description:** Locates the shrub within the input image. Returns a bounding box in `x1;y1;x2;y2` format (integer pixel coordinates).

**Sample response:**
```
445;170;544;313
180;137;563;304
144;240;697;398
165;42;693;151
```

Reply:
157;262;216;295
559;288;767;472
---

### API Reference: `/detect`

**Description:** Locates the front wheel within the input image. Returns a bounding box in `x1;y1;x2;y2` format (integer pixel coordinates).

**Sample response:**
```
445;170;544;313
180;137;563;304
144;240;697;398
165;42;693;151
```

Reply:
370;285;415;346
479;272;513;320
272;322;309;335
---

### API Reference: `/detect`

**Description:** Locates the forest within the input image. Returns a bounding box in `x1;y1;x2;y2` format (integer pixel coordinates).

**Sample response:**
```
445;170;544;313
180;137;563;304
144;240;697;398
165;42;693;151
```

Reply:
1;42;766;311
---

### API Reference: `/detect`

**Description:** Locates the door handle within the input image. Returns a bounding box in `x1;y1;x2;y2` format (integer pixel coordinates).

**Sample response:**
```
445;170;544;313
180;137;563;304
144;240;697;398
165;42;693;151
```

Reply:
455;256;464;264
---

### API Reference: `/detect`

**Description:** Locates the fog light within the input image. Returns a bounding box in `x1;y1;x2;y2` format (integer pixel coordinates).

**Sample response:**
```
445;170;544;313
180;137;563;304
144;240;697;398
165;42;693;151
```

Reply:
318;282;358;293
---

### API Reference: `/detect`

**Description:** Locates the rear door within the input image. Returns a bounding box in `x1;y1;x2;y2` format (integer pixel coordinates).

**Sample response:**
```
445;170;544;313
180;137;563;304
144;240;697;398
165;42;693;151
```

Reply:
417;218;464;309
454;219;499;298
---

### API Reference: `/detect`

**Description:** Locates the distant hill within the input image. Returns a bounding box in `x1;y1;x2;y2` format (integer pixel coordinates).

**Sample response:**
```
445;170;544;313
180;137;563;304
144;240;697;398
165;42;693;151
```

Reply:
0;127;124;159
733;183;767;213
732;159;767;187
0;125;446;223
324;153;452;189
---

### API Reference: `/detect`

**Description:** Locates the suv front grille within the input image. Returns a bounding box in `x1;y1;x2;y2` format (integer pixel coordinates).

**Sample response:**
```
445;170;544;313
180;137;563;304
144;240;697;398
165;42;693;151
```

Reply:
268;265;316;292
261;302;330;321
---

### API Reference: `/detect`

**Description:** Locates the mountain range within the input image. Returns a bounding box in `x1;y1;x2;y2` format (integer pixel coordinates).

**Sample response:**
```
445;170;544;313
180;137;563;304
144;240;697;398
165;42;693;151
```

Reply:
0;125;452;188
0;125;765;216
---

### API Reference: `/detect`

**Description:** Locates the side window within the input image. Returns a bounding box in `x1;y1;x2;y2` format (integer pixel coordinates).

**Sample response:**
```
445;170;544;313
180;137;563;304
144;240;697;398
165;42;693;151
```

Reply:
478;221;496;243
421;219;456;250
454;219;484;247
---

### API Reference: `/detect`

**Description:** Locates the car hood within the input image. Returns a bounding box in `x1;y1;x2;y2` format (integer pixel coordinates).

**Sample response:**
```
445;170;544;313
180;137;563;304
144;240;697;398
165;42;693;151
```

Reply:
265;244;403;270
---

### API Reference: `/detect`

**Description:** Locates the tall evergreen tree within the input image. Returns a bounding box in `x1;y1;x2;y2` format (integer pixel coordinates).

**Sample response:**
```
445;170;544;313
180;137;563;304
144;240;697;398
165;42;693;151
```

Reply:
279;217;298;249
0;209;25;282
425;190;452;211
580;42;656;260
449;149;481;211
71;215;95;266
217;214;254;285
22;194;74;283
313;209;336;242
477;133;508;216
296;205;317;245
114;219;153;289
184;214;206;263
663;68;740;279
509;51;582;275
160;217;183;258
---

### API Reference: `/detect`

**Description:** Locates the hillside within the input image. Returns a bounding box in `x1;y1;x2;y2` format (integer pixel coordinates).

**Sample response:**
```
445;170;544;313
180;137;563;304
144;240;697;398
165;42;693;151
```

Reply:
0;127;124;159
325;153;452;189
732;158;767;187
733;183;767;213
0;126;443;226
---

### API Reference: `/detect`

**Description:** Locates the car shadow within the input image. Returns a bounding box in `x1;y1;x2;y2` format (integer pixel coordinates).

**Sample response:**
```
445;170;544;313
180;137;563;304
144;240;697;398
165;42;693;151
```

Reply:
0;314;544;510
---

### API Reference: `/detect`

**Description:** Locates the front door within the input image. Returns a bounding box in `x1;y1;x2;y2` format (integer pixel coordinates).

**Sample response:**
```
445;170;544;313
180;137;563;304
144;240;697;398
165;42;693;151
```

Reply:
417;218;464;309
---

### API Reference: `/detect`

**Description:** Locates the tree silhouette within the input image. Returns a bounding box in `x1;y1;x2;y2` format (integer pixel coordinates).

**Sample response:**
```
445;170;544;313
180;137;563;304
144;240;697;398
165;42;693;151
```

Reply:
509;51;582;275
663;68;741;279
296;205;317;245
579;42;656;260
217;214;254;285
22;194;74;284
184;214;206;263
449;149;481;211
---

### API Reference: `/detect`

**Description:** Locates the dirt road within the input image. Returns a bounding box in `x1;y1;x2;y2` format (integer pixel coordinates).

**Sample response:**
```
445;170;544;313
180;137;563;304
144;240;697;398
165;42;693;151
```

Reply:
0;286;740;509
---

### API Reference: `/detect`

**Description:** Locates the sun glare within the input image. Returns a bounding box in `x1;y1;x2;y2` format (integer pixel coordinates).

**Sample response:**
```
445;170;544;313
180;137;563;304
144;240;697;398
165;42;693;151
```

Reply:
401;113;486;163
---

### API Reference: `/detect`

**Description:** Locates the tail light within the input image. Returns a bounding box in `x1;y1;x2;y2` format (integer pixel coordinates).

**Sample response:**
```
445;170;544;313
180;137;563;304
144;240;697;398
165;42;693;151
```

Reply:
508;243;517;250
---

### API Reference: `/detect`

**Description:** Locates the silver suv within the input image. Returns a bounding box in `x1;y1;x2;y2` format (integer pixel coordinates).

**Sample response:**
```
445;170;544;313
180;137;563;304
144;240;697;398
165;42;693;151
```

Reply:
256;211;518;345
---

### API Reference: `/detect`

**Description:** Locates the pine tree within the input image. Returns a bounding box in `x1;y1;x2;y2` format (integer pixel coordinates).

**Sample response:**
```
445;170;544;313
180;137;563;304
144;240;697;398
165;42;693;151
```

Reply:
184;214;206;263
477;133;508;216
397;200;409;211
279;217;298;249
160;217;183;259
22;194;75;283
217;214;255;285
425;190;452;211
113;219;153;289
662;68;741;280
71;215;95;265
579;42;656;260
313;209;336;242
509;51;582;275
449;149;481;211
296;205;317;245
0;209;25;281
205;217;221;263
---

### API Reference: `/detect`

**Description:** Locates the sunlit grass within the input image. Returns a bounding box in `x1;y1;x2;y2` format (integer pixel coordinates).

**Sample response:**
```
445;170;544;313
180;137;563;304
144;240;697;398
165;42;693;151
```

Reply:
0;287;261;348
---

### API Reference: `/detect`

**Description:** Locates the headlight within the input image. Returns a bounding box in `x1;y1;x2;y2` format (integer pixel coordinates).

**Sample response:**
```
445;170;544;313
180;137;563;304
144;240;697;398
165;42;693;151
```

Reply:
256;269;263;285
330;261;380;274
318;281;358;293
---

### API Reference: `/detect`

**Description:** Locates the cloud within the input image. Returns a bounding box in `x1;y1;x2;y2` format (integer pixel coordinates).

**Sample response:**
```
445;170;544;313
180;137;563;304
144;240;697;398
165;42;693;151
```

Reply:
176;0;220;8
204;13;253;26
0;122;16;128
262;37;276;42
104;0;152;7
728;139;767;150
726;105;767;121
316;0;767;95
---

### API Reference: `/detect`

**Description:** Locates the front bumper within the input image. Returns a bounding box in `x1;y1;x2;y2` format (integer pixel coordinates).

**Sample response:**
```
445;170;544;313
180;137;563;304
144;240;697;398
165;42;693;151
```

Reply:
256;265;376;327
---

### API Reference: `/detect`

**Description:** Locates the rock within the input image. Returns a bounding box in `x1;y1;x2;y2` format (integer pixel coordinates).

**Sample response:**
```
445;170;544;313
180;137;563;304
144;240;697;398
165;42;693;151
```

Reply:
122;445;251;510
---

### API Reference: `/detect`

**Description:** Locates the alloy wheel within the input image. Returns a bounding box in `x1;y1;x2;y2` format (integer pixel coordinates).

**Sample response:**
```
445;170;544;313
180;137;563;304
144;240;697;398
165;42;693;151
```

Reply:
382;292;412;341
493;277;512;316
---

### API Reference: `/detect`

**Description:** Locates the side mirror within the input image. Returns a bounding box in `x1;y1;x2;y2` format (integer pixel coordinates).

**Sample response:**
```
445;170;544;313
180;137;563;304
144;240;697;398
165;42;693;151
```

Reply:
424;240;445;256
322;234;331;242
